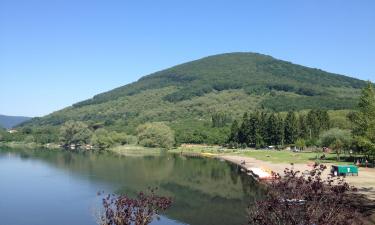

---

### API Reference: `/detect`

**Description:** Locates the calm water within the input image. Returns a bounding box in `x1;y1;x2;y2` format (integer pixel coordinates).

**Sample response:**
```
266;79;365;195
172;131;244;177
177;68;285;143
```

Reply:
0;148;263;225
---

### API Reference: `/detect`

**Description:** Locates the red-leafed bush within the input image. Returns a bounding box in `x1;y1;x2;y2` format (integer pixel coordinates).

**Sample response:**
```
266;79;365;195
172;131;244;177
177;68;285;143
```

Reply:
248;164;364;225
97;188;172;225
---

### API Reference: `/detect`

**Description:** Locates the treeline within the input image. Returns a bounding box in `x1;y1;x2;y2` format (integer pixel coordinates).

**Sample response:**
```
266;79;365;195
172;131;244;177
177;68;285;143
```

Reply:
228;109;330;148
0;121;175;150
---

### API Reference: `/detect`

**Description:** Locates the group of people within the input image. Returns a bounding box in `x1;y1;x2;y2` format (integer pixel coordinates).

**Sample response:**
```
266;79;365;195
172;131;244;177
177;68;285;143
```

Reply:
356;158;369;167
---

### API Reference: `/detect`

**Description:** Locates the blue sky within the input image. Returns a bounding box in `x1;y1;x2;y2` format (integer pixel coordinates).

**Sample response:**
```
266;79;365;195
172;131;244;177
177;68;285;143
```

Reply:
0;0;374;117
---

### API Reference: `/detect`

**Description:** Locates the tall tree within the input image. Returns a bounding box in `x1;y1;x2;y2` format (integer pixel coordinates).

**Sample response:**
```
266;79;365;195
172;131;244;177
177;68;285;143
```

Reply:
238;113;249;144
59;121;92;148
298;114;309;139
266;113;279;145
348;82;375;156
248;111;264;148
307;110;320;139
275;115;284;145
307;109;331;139
228;120;239;143
284;111;298;145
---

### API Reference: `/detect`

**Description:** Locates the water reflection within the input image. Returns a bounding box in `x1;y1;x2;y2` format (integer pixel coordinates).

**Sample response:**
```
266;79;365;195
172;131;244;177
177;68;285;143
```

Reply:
0;148;263;225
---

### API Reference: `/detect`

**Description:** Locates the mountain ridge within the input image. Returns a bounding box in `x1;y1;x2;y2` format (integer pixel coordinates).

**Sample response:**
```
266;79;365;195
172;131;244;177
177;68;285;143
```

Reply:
72;52;364;108
0;115;32;129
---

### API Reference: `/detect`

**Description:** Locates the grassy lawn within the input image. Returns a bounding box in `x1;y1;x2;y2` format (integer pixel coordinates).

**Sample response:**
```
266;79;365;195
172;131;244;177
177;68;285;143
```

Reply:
170;145;236;154
109;144;359;165
171;145;356;165
240;150;317;164
240;150;357;165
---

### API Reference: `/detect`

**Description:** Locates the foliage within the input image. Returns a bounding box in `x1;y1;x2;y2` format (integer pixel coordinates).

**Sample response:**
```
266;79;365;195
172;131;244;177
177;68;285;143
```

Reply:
307;109;331;139
348;82;375;157
97;189;172;225
284;111;298;145
136;122;175;149
110;132;137;145
73;53;365;106
229;109;330;148
59;121;92;147
211;112;231;127
319;128;352;160
248;165;363;225
295;138;306;150
91;128;114;150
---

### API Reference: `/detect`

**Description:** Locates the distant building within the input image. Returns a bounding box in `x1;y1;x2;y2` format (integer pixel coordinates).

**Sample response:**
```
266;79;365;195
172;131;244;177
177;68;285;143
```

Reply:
7;129;18;134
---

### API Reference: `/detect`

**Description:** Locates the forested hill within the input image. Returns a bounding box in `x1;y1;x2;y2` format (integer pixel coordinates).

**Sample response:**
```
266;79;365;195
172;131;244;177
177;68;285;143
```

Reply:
74;52;364;108
22;52;366;137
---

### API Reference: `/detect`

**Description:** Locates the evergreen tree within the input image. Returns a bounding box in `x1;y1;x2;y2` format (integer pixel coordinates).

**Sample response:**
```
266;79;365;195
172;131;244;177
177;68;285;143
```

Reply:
298;114;309;139
266;113;279;145
238;113;249;143
275;115;284;145
258;112;268;146
348;82;375;156
248;111;262;147
228;120;240;143
284;111;298;145
307;110;320;139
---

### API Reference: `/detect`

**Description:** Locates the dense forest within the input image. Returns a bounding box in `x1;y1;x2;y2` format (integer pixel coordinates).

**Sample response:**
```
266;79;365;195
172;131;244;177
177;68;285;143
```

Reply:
227;109;330;148
2;52;371;148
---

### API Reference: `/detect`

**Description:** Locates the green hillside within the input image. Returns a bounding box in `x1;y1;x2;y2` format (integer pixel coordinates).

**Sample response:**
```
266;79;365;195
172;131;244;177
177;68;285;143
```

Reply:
21;52;366;143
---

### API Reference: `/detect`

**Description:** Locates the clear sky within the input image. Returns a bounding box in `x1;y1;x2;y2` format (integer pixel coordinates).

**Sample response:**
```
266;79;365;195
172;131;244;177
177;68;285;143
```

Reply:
0;0;374;117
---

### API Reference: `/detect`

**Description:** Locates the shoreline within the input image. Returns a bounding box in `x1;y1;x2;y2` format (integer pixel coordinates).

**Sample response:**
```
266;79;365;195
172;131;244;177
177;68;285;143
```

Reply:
216;154;375;200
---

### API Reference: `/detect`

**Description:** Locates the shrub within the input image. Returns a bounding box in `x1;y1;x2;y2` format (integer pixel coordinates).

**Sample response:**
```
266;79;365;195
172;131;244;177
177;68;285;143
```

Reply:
97;188;172;225
136;122;175;149
248;165;363;225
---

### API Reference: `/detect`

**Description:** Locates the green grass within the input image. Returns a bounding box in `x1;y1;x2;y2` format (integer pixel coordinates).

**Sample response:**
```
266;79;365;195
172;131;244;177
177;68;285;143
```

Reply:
170;145;239;154
171;145;357;165
240;150;356;164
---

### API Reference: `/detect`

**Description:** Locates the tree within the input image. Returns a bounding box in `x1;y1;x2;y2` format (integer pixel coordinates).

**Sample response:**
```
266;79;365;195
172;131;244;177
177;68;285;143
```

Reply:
136;122;175;149
348;82;375;158
91;128;114;150
307;109;331;139
275;115;285;146
238;113;249;144
295;138;306;150
248;165;363;225
59;121;92;148
266;113;280;145
110;132;137;145
211;112;231;127
298;114;309;139
258;112;268;146
228;120;239;143
248;111;265;148
319;128;352;161
284;111;298;145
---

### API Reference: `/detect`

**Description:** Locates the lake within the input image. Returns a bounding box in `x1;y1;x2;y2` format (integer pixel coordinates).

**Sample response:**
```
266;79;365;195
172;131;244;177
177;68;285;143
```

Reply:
0;147;263;225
